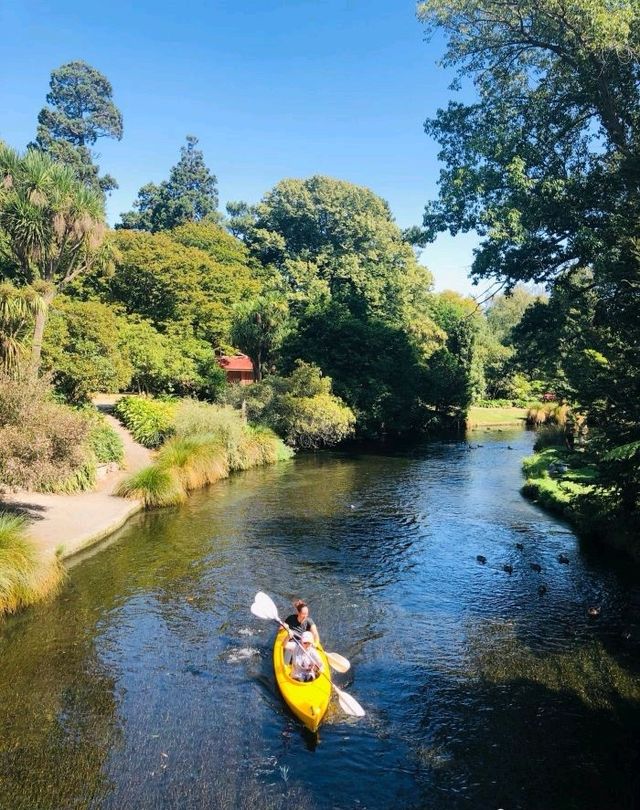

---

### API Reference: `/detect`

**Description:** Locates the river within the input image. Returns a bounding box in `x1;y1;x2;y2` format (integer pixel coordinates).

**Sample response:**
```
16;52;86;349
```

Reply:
1;428;639;810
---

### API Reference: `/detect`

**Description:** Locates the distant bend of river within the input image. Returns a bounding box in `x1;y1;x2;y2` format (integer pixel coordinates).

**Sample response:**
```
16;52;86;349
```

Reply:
1;428;640;810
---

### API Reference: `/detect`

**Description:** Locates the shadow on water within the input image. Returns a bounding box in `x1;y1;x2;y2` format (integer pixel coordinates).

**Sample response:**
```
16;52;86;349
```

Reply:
1;428;639;808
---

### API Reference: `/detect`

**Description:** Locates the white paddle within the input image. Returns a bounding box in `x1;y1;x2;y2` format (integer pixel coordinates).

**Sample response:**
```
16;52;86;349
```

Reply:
251;591;365;718
251;591;351;673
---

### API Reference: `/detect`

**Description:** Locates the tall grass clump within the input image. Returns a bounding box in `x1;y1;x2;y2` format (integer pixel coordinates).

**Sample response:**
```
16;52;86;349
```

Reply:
117;400;292;508
526;402;571;427
0;512;64;617
114;396;177;448
157;435;229;488
115;465;187;507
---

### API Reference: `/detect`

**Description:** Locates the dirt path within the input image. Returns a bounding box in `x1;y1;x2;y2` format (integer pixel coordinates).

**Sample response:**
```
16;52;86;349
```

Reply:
1;396;152;562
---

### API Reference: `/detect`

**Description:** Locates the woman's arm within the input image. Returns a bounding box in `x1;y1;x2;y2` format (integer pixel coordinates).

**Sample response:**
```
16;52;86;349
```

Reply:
310;622;320;644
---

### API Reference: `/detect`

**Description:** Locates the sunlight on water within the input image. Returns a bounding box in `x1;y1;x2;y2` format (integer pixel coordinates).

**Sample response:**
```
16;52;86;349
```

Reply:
1;429;639;809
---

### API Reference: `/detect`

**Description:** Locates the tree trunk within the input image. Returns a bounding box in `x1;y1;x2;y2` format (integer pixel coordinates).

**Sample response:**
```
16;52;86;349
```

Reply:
253;350;262;383
29;288;55;378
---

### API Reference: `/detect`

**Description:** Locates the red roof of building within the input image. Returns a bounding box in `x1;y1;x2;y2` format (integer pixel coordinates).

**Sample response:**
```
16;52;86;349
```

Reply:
218;354;254;372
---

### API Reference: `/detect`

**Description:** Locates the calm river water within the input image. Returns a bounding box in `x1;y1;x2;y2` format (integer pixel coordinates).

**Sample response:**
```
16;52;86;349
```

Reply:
1;428;640;810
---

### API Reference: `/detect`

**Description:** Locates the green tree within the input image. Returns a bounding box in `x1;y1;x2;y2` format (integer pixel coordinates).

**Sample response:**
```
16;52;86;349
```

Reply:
239;175;433;321
101;225;259;346
280;301;433;438
230;294;290;381
43;297;132;402
485;287;545;345
0;143;108;376
0;283;43;374
31;61;122;195
119;136;219;231
419;0;640;520
118;318;226;400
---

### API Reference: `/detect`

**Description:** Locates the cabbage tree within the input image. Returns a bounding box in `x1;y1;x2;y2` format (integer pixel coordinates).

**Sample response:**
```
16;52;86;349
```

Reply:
0;142;108;375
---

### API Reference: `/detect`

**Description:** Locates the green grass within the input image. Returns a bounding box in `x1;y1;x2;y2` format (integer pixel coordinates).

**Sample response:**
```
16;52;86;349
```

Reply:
521;447;598;517
467;406;528;427
0;512;64;617
117;423;292;509
115;465;187;507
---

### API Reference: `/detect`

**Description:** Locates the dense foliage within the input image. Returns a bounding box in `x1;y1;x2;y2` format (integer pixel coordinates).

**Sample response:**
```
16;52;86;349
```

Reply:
228;361;355;448
0;59;547;473
119;136;219;231
0;373;94;491
419;0;640;534
113;396;177;448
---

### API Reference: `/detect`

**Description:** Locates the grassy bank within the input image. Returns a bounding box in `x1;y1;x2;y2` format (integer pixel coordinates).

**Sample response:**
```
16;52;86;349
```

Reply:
521;448;598;517
0;512;64;618
116;398;293;508
521;446;640;559
467;406;528;428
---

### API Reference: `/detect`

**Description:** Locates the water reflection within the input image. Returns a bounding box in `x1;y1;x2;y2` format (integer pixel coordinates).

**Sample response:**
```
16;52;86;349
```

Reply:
1;428;639;809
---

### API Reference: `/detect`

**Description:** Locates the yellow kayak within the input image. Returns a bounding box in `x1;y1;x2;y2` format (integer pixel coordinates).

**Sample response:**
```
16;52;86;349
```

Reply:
273;628;332;732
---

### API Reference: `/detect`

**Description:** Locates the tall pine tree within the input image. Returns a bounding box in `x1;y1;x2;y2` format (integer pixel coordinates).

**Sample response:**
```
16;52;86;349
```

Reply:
119;136;219;231
32;61;123;195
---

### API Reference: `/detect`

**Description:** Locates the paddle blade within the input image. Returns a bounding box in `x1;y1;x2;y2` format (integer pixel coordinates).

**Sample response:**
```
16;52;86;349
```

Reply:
333;683;365;718
326;651;351;673
250;591;280;622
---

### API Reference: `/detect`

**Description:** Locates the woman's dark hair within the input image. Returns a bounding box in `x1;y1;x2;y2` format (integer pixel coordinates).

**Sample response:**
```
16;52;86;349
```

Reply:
294;599;307;612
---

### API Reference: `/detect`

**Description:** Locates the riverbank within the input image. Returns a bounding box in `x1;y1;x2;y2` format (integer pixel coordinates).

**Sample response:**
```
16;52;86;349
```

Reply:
0;396;292;617
466;405;527;428
521;446;640;561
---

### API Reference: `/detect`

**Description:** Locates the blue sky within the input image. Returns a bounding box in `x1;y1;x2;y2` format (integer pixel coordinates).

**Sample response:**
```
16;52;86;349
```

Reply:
0;0;482;294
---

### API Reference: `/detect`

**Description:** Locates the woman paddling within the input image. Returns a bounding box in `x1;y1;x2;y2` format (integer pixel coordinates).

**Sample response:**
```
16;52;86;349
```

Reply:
282;599;320;663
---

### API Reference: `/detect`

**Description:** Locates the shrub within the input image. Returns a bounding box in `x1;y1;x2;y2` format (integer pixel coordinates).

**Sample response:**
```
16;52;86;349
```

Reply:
0;512;64;616
225;361;356;448
117;403;292;508
273;392;356;449
115;465;186;507
114;396;177;448
88;419;125;465
0;374;93;491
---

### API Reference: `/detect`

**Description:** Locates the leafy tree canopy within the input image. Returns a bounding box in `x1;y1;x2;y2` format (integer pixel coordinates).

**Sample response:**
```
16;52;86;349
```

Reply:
119;136;219;231
31;61;122;195
418;0;640;286
485;286;546;345
280;301;431;438
0;142;109;374
43;297;132;402
419;0;640;518
234;176;435;321
94;225;260;346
